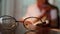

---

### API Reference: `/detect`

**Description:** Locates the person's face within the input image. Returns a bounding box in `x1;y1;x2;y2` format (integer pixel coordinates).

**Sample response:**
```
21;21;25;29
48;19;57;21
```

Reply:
37;0;47;5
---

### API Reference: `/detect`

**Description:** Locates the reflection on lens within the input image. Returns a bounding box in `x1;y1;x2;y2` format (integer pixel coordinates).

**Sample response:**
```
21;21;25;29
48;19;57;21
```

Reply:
23;17;39;30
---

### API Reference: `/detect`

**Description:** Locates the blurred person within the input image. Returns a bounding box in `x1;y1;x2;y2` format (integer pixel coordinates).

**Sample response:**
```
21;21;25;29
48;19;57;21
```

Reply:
20;0;59;28
20;0;59;34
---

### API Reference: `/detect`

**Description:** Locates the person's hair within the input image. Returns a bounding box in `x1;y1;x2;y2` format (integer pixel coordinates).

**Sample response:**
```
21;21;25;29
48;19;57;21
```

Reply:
37;0;49;4
45;0;49;4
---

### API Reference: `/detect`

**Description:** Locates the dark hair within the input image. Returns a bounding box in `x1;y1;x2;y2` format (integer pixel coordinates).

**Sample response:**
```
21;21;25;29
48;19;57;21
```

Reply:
37;0;49;4
45;0;49;4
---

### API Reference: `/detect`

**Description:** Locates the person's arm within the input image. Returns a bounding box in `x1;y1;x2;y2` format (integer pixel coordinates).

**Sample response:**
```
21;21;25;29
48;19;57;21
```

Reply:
39;10;47;18
33;10;48;25
50;9;59;28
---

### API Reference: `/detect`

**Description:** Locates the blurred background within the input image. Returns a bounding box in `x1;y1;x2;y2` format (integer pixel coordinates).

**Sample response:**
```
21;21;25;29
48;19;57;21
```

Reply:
0;0;60;34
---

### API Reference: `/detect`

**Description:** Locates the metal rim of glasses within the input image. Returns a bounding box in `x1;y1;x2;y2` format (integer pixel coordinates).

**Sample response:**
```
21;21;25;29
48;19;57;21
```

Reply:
23;17;42;30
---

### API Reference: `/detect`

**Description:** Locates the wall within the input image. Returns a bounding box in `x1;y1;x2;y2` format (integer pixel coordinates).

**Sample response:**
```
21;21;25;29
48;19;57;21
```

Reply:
1;0;15;16
0;0;1;16
54;0;60;16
